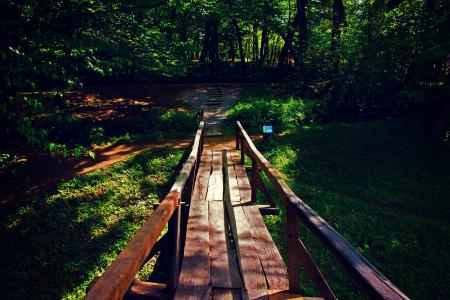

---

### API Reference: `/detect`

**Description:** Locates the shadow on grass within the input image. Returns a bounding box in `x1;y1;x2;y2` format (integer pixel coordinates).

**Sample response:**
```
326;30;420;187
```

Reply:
256;119;450;299
0;148;184;299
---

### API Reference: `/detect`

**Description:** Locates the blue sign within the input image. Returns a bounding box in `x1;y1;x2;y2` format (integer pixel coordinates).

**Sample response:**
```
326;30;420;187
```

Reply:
263;125;273;134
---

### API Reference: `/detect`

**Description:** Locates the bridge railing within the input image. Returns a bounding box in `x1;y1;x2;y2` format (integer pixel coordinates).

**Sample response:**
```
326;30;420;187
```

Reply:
235;121;409;300
84;121;205;300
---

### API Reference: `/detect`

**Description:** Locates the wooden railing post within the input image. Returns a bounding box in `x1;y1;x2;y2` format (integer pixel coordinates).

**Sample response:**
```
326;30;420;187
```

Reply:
251;158;257;203
168;197;181;292
287;201;302;294
240;141;245;165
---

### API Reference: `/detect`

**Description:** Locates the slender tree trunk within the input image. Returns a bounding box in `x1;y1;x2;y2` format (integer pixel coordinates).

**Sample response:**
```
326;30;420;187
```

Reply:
233;20;246;66
199;20;211;63
259;25;269;65
331;0;345;74
252;21;259;62
296;0;308;78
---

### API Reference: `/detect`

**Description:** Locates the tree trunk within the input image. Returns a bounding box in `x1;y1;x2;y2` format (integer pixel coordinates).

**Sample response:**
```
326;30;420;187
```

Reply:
252;21;259;62
232;20;246;68
331;0;345;74
199;20;211;63
296;0;308;77
259;25;269;65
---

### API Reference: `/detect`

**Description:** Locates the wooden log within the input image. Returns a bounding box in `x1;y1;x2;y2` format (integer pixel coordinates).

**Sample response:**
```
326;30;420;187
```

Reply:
235;121;409;300
85;192;180;300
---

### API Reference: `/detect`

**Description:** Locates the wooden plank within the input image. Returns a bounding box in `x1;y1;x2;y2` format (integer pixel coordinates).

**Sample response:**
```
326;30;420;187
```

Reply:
242;204;289;291
233;163;252;204
125;281;170;300
229;150;288;291
207;150;223;201
209;200;243;288
268;290;323;300
175;197;211;299
194;150;213;202
223;150;268;300
227;151;242;203
85;192;180;300
235;121;409;300
213;289;242;300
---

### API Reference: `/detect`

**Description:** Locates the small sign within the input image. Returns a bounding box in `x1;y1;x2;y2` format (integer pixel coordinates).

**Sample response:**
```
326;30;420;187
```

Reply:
263;125;273;134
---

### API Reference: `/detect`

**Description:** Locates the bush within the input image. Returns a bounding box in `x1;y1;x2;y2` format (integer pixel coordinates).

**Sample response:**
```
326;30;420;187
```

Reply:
228;88;321;131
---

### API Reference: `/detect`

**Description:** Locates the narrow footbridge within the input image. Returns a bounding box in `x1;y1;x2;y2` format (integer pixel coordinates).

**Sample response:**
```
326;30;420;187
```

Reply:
85;121;409;300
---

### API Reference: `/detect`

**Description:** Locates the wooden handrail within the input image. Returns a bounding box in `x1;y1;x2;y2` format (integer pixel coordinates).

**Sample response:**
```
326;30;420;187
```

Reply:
236;121;409;300
85;121;204;300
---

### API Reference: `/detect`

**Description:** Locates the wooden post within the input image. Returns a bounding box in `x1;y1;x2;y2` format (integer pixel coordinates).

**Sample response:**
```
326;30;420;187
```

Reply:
240;142;245;165
251;159;257;203
287;201;301;293
236;130;240;150
168;200;181;292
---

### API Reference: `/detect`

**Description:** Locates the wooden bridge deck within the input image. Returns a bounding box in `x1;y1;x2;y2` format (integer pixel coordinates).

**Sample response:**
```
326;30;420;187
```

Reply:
175;145;298;300
84;121;409;300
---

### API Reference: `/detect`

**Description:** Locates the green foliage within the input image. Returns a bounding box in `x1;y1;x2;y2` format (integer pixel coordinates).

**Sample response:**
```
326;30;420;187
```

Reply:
0;147;183;299
257;120;450;299
228;88;322;131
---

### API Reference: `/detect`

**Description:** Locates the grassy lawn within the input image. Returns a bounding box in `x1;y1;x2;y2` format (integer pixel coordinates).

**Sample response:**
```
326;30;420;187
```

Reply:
227;88;450;299
0;147;184;299
253;120;450;299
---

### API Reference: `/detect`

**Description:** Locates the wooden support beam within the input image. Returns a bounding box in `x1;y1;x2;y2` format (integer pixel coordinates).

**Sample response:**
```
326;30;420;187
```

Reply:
296;239;336;300
287;202;302;294
258;205;280;215
125;281;170;300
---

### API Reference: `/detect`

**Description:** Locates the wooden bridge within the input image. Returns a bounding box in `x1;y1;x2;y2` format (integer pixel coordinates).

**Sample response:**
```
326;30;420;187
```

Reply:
85;121;409;300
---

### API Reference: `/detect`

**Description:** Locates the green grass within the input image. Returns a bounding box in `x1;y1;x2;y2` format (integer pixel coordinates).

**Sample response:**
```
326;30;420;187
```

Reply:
0;147;184;299
253;120;450;299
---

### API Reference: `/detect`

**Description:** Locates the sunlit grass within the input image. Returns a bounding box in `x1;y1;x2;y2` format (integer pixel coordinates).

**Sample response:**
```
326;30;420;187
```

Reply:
0;148;183;299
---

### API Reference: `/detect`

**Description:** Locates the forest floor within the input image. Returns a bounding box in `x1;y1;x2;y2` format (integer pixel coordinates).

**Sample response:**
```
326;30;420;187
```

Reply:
0;83;245;208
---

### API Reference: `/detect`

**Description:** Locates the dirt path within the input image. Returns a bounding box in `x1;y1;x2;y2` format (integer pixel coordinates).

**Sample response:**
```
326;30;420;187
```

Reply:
0;139;192;208
1;83;245;209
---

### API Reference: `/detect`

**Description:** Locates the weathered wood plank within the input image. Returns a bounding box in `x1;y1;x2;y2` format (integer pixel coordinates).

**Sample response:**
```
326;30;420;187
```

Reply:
175;155;213;299
233;163;252;204
212;289;242;300
223;150;268;300
228;149;288;291
206;150;223;201
193;150;213;202
242;204;289;291
226;151;242;203
209;200;243;288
